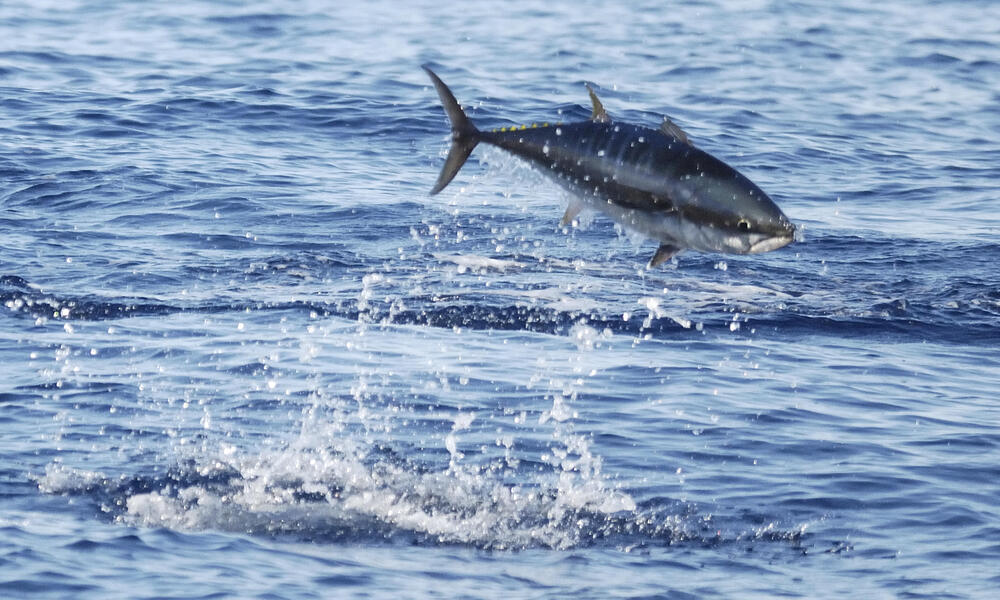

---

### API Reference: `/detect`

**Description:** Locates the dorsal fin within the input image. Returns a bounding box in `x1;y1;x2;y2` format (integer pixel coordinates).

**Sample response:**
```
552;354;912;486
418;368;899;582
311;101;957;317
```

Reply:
585;84;610;123
660;117;691;145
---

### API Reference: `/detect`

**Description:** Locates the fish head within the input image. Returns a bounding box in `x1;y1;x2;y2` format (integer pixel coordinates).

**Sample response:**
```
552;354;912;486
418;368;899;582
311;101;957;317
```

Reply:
678;167;796;255
731;191;797;254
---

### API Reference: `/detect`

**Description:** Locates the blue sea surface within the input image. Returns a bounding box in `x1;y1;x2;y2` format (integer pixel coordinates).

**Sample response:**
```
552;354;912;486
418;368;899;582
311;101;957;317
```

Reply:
2;0;1000;598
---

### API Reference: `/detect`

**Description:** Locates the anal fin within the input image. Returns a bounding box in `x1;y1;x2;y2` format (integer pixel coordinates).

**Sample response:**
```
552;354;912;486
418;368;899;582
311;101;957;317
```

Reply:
560;201;584;227
648;243;682;268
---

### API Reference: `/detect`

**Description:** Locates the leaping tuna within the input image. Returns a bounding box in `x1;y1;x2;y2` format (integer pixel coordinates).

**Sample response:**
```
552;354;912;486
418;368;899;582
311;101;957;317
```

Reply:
422;65;796;268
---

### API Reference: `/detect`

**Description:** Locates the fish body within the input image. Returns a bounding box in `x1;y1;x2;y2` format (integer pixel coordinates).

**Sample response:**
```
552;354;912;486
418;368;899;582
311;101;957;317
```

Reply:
423;65;795;266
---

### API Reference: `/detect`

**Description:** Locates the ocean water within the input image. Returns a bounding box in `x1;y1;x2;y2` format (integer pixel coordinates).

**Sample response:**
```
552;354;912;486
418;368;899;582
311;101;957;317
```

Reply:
2;0;999;598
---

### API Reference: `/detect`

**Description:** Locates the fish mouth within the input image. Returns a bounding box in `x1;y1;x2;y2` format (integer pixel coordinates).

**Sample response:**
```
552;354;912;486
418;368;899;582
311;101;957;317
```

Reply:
748;224;796;254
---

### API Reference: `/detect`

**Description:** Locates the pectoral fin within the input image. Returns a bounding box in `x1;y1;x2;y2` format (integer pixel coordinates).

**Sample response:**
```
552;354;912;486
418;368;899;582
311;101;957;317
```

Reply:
560;201;584;227
648;243;682;268
586;84;610;123
660;117;691;145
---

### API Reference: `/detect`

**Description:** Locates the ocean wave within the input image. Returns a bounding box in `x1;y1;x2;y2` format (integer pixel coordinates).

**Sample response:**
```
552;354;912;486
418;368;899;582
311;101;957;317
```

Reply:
4;261;998;344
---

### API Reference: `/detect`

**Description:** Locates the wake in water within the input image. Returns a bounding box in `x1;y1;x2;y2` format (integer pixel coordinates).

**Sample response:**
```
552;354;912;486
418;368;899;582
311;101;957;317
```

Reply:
37;433;805;552
24;269;807;552
9;224;996;556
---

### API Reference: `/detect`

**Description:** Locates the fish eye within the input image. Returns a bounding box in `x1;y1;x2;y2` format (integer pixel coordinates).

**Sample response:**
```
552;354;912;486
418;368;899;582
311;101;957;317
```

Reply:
737;219;751;232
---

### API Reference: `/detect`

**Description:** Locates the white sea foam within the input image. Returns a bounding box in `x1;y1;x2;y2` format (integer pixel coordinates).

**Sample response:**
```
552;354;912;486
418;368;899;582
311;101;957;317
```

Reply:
638;296;692;329
108;433;636;550
35;391;638;550
433;253;525;273
35;463;108;494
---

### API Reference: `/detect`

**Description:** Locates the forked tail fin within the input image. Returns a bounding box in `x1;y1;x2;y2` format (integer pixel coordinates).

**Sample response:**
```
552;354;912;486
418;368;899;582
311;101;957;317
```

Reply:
423;65;480;195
